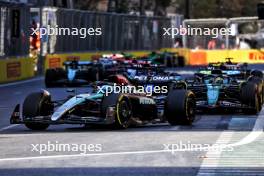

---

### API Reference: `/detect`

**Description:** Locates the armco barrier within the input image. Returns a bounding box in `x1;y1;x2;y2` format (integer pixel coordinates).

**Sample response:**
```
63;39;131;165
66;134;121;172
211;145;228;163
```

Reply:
0;57;35;83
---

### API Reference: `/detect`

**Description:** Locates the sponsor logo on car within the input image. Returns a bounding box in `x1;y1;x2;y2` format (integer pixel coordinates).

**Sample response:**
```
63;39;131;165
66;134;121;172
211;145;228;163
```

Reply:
139;97;155;105
134;76;178;81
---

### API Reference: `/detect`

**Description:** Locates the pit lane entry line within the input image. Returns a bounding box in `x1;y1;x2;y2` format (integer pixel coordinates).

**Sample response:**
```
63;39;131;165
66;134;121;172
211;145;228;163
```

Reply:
0;110;263;162
197;106;264;174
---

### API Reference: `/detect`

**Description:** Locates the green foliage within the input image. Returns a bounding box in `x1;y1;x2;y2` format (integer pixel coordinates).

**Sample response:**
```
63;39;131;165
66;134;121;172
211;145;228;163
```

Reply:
74;0;261;18
74;0;99;10
187;0;260;18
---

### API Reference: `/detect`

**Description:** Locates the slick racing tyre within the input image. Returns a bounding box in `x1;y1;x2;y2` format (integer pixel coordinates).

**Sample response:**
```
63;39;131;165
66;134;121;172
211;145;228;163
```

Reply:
89;67;100;81
45;68;66;87
241;82;261;114
251;70;263;79
101;93;132;129
165;90;196;125
177;56;185;67
115;95;133;129
23;92;53;130
88;64;106;82
45;69;56;87
248;76;264;105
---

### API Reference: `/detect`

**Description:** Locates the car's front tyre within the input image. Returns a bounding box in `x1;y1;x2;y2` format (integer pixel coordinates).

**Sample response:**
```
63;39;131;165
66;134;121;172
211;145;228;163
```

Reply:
23;92;53;130
165;89;196;125
241;82;261;114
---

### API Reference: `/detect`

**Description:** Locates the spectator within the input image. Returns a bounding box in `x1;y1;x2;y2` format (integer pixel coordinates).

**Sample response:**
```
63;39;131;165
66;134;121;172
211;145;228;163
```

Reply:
207;39;216;49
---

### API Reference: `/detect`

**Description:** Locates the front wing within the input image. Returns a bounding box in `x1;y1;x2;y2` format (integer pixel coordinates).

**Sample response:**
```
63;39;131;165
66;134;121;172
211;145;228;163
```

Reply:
10;104;116;125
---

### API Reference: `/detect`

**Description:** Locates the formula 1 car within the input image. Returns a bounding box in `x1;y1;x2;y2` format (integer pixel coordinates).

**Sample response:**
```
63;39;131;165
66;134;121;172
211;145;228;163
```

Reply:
202;58;263;80
174;69;264;114
100;53;135;64
97;51;185;67
10;82;196;130
138;51;185;67
93;53;139;67
121;65;182;93
45;59;120;87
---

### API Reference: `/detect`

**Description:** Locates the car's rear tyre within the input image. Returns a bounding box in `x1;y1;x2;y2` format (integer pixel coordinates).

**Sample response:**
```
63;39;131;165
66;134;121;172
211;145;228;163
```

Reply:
165;90;196;125
23;92;53;130
98;65;106;80
45;68;66;87
45;69;56;87
177;56;185;67
248;76;264;105
251;70;263;79
87;64;106;82
241;82;261;114
89;67;100;81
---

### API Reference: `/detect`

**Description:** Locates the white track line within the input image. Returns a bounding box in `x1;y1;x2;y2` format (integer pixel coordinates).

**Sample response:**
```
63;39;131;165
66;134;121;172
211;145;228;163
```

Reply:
0;124;20;132
226;106;264;147
0;150;169;162
197;107;264;175
0;77;43;88
197;132;234;171
0;108;263;162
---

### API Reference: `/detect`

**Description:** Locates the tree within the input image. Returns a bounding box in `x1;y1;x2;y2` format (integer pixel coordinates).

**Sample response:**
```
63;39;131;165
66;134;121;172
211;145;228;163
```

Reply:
190;0;260;18
190;0;218;18
115;0;130;13
240;0;260;17
154;0;172;16
74;0;100;10
74;0;261;18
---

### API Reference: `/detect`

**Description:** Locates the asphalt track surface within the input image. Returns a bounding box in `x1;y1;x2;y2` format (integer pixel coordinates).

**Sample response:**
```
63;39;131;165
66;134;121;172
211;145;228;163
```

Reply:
0;66;264;176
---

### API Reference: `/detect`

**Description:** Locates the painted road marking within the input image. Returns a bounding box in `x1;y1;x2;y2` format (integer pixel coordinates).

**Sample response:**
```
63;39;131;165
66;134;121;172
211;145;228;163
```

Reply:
0;109;263;162
197;132;234;169
197;107;264;175
0;149;170;162
0;124;20;132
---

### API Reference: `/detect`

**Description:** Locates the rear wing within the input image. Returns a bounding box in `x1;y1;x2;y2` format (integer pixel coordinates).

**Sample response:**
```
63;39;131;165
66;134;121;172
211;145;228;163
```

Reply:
121;64;166;72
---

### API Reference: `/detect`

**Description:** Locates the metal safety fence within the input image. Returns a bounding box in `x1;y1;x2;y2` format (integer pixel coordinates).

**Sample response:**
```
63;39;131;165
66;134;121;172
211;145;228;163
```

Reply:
40;7;173;56
227;17;264;49
183;18;228;50
183;17;264;50
0;1;30;58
